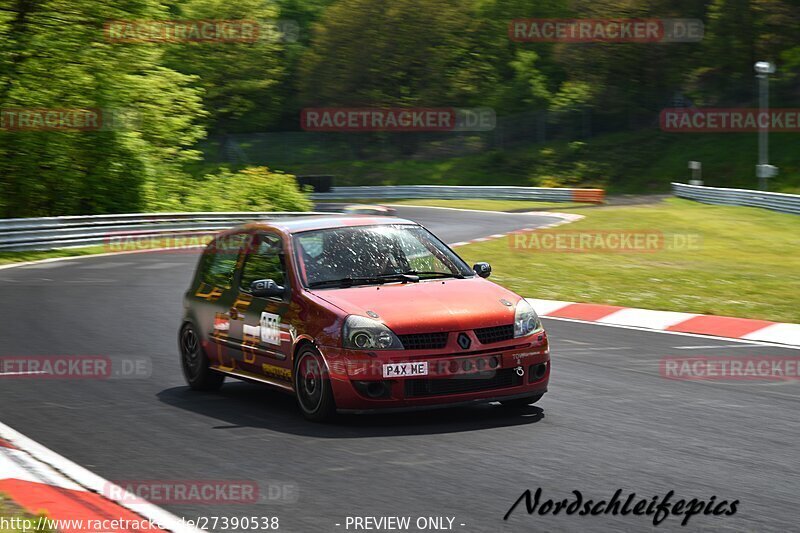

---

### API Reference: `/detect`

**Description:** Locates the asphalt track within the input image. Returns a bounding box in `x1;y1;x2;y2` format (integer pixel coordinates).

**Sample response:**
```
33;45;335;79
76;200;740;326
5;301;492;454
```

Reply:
0;206;798;533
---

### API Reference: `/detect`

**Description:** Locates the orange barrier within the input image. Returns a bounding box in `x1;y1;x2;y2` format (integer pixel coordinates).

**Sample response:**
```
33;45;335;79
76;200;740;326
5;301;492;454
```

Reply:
571;189;605;203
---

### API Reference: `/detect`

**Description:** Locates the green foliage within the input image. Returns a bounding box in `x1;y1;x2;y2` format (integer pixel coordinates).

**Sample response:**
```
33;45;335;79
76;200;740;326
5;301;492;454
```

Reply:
183;166;312;212
285;129;800;193
162;0;287;133
689;0;798;105
2;0;799;217
0;0;206;217
508;50;552;110
298;0;488;107
550;81;594;112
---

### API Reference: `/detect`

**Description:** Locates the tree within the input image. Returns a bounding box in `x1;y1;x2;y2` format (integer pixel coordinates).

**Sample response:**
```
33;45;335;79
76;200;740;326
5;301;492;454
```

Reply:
298;0;487;107
162;0;287;133
0;0;205;216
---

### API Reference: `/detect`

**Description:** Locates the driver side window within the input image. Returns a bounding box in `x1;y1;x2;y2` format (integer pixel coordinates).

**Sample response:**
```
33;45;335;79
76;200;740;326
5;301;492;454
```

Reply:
240;233;286;293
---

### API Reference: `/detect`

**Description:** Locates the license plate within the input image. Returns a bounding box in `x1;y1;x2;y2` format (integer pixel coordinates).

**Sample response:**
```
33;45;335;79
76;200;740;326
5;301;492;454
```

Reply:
383;362;428;378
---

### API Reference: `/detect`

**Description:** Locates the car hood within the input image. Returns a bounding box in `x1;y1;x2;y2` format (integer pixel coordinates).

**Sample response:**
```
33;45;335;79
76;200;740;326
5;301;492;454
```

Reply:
312;277;522;334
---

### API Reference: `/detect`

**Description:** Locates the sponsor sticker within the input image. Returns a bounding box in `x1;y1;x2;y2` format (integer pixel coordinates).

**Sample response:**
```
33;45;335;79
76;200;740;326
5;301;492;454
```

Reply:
259;312;281;345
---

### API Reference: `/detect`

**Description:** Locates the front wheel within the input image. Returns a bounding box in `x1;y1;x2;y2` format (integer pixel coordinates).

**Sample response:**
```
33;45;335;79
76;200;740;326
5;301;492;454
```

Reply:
180;322;225;391
294;347;336;422
500;394;543;408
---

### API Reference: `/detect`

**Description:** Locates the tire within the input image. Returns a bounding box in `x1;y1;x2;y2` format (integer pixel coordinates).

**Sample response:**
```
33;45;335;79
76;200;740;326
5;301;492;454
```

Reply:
500;394;543;408
179;322;225;391
294;347;336;422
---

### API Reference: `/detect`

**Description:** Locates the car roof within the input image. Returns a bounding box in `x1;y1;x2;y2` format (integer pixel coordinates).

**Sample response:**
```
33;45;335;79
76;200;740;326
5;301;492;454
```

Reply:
238;215;418;234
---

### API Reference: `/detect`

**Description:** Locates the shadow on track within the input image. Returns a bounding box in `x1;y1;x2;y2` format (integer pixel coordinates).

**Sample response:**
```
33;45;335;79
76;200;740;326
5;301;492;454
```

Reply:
156;382;544;438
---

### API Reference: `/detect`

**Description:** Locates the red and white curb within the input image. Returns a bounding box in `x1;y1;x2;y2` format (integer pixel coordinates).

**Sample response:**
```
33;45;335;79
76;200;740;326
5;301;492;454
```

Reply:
0;422;200;533
527;298;800;347
450;212;584;247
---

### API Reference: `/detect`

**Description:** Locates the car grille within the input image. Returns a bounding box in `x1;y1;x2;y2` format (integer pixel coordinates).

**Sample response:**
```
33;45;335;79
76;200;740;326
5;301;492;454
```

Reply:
398;332;448;350
474;324;515;344
404;368;521;398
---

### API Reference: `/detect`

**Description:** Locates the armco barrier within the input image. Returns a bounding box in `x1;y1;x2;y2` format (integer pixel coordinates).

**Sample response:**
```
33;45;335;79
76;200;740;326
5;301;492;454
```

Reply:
0;186;605;252
672;182;800;215
312;186;604;203
0;212;340;252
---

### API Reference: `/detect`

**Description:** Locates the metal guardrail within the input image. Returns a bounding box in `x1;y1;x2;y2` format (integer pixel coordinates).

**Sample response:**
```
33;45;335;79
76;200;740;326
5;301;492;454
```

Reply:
312;185;604;203
672;183;800;215
0;212;339;252
0;186;606;252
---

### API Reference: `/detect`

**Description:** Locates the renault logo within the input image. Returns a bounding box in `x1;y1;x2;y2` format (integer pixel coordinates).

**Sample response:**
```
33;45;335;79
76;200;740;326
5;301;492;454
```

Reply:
457;333;471;350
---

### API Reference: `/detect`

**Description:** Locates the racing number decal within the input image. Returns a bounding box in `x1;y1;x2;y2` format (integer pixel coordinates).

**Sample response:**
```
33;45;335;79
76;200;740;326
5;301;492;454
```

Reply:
260;312;281;345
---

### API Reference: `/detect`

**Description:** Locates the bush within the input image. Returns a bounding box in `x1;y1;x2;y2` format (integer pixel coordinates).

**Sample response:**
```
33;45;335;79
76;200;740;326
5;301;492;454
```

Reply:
183;167;312;212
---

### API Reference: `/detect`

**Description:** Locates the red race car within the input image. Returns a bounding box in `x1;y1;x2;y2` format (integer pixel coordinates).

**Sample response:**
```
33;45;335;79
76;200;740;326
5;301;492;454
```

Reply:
180;216;550;421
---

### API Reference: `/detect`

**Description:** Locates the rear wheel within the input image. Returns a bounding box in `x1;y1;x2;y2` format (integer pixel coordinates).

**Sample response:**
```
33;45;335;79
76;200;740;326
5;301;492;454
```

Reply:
500;394;543;408
180;322;224;391
294;347;336;422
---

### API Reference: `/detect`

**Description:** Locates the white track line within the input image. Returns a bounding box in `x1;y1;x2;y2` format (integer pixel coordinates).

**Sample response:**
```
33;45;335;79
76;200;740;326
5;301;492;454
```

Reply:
0;421;202;533
541;316;800;350
0;247;203;272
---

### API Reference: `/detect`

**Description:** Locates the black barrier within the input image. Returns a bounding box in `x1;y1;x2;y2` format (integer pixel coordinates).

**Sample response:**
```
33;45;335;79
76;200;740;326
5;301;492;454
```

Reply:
296;175;334;193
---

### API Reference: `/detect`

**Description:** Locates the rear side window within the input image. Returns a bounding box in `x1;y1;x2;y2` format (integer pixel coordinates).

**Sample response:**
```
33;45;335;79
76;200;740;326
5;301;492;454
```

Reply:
240;233;286;291
198;233;249;288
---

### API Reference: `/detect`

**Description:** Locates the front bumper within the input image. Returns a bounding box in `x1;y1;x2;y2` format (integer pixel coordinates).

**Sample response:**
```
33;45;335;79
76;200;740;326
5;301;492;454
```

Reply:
320;332;550;411
337;390;546;414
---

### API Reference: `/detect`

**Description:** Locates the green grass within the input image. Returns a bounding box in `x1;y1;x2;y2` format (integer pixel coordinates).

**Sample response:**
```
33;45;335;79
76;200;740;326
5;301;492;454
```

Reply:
0;246;110;266
0;495;53;533
282;129;800;194
318;198;586;212
456;198;800;323
0;235;216;267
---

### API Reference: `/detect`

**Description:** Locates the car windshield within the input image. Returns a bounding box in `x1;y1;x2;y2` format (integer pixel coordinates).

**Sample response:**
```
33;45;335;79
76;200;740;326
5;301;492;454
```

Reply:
293;224;474;288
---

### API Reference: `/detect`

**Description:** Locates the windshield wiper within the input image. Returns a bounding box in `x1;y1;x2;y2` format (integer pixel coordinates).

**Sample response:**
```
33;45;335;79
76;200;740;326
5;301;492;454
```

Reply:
309;273;420;288
403;270;465;279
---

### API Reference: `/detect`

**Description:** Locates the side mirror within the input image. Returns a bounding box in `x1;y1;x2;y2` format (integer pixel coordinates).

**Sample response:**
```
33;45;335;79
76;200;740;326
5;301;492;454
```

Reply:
473;262;491;278
251;279;285;298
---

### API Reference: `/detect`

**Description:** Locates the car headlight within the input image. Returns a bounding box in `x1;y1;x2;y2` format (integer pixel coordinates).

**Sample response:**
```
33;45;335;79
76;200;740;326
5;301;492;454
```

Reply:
514;299;543;338
342;315;404;350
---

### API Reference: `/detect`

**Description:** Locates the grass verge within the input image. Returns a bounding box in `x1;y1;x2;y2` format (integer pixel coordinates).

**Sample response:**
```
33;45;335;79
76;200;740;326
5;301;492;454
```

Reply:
0;495;53;533
0;246;111;266
456;198;800;323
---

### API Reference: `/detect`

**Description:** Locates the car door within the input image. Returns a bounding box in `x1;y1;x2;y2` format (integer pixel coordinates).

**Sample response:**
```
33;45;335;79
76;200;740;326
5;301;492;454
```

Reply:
191;232;250;370
227;231;294;385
